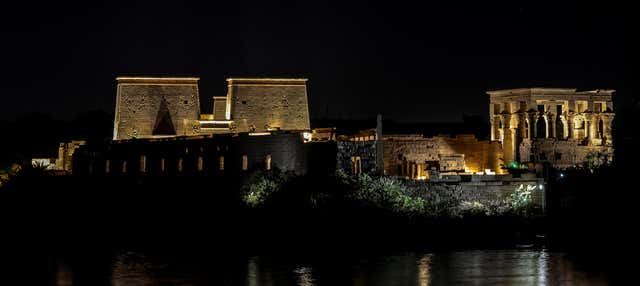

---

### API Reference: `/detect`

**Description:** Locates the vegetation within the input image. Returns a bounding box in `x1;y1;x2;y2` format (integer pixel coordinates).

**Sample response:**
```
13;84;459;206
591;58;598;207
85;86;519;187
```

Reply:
581;151;611;172
341;171;425;215
0;163;22;190
239;169;541;218
510;184;535;216
240;167;293;207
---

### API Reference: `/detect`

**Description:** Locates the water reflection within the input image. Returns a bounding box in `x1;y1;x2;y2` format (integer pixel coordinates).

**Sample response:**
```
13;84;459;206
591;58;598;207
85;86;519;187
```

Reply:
56;260;73;286
101;249;609;285
293;266;315;286
112;252;155;286
417;254;431;286
247;256;259;286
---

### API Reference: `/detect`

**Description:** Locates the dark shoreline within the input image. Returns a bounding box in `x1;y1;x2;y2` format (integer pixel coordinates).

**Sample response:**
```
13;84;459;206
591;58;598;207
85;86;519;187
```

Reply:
0;172;628;259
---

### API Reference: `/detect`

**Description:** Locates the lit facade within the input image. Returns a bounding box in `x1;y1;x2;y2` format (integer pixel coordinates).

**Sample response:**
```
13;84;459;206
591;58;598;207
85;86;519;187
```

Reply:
113;77;310;140
488;88;614;169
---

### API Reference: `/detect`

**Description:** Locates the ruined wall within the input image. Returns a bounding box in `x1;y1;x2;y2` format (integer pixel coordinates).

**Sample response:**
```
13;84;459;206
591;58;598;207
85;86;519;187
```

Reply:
114;78;201;140
56;140;86;172
444;135;503;173
524;139;614;169
228;78;310;133
382;135;503;176
336;141;377;175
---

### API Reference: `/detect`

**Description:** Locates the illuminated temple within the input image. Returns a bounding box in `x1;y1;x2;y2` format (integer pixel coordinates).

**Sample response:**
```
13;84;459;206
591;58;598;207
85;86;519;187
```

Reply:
55;77;614;179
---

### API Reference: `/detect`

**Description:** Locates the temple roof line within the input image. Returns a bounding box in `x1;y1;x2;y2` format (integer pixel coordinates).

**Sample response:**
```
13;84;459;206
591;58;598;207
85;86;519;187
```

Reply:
487;87;615;96
116;77;200;84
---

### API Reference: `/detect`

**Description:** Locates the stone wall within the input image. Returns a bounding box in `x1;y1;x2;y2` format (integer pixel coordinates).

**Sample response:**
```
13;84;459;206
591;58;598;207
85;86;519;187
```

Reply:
336;141;377;175
382;135;503;177
114;78;201;140
228;78;310;133
406;174;546;213
525;138;614;169
72;132;308;176
57;140;86;172
444;135;503;173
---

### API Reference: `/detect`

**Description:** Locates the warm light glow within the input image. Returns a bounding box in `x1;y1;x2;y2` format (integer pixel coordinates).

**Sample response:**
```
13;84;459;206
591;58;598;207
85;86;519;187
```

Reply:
140;155;146;173
248;132;271;136
265;154;271;170
31;158;54;170
303;132;312;142
116;77;199;84
242;155;248;171
198;120;233;124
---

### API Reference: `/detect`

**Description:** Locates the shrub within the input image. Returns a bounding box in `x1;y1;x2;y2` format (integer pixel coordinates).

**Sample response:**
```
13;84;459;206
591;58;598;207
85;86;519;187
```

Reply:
240;167;289;207
348;174;425;215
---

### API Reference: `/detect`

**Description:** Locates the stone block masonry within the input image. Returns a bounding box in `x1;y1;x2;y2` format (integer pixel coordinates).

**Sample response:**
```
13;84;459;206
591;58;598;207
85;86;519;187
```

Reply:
228;78;311;133
382;135;504;178
487;87;614;169
114;77;201;140
337;141;377;175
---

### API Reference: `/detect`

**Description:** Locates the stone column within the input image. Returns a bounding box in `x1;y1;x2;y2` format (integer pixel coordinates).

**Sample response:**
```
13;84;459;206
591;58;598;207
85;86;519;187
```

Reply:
503;127;516;164
603;114;614;145
567;113;575;139
375;114;384;175
518;113;527;140
549;113;556;138
528;113;536;139
586;117;593;145
562;116;569;139
490;117;495;141
544;115;550;138
57;143;66;170
490;104;495;140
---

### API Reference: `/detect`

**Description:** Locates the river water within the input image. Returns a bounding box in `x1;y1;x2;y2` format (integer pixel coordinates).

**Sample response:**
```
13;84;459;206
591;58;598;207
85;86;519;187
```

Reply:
45;248;612;285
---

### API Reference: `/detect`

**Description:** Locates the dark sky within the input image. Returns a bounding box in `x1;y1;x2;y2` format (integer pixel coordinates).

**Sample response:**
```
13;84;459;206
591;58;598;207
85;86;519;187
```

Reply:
0;0;631;122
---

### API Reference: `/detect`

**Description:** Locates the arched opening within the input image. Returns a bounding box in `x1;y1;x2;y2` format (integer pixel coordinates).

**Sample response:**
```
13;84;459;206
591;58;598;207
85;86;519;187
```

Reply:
556;117;565;139
536;116;547;138
524;120;529;139
598;119;604;139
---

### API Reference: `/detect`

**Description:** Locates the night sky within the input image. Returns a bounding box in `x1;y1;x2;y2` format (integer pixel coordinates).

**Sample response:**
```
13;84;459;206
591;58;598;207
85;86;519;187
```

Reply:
0;0;631;122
